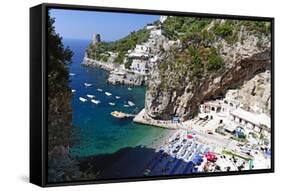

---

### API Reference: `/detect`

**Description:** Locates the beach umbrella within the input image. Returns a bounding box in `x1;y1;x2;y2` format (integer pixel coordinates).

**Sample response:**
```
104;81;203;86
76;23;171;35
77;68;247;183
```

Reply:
187;134;193;139
205;152;216;162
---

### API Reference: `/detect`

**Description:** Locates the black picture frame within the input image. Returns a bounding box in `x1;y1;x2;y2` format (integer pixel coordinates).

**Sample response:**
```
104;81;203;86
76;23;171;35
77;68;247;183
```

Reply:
30;3;275;187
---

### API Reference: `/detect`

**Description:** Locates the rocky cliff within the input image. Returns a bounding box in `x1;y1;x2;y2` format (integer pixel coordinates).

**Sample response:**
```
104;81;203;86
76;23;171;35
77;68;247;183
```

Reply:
145;19;271;120
225;70;271;115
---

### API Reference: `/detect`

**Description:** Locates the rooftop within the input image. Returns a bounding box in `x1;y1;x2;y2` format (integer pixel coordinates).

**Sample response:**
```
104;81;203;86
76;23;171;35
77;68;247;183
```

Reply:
230;108;270;128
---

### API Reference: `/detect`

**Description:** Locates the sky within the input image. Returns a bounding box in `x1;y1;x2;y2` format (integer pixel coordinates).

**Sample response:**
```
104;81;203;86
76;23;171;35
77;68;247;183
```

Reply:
49;9;160;41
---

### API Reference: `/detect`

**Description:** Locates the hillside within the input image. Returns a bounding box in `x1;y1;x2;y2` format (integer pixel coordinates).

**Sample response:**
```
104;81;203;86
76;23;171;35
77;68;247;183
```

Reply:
84;16;271;120
145;17;271;120
86;27;150;66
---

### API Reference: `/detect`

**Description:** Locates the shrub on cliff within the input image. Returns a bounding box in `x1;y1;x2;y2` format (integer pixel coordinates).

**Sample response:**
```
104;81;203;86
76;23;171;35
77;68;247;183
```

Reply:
206;48;224;71
163;16;211;40
214;22;234;38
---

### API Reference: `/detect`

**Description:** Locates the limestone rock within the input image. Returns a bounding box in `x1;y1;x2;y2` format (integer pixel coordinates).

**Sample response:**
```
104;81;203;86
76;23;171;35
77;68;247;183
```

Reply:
145;30;271;120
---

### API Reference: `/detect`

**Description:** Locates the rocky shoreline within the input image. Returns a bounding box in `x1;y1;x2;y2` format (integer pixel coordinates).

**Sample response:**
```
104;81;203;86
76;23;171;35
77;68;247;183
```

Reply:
133;109;179;130
82;56;118;71
82;56;147;86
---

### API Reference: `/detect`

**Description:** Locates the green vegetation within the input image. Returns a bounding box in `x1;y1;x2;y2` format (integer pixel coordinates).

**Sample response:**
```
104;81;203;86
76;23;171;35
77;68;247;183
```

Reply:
165;17;271;46
124;58;133;69
158;17;270;89
48;17;73;96
87;28;150;64
240;20;271;35
213;21;234;38
163;16;211;40
206;48;224;71
213;20;271;44
159;44;224;88
189;46;204;80
158;16;228;88
47;14;73;152
213;21;238;44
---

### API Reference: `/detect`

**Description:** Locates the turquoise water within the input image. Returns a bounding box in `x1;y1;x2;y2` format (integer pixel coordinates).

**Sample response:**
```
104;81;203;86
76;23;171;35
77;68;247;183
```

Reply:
64;39;166;157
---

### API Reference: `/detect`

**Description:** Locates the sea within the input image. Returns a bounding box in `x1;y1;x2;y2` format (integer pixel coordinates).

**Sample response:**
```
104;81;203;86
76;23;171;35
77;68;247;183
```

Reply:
63;39;168;157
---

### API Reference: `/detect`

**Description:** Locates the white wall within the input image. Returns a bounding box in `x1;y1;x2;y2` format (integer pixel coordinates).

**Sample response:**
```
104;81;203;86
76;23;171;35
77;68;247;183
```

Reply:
0;0;279;190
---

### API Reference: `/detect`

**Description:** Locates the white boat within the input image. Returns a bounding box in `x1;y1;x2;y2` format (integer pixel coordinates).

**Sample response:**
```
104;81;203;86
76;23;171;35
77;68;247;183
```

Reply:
115;96;120;99
123;104;130;107
79;97;87;102
109;102;116;106
91;99;101;104
71;89;76;93
84;83;92;87
128;87;132;90
97;88;103;92
105;92;112;96
69;73;76;76
87;94;95;98
128;101;135;106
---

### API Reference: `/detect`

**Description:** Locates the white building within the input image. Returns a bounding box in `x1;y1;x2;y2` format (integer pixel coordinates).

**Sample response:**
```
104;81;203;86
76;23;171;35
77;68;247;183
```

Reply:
230;109;270;134
146;25;157;30
128;44;149;58
160;16;168;24
199;98;271;140
150;29;163;36
199;98;236;116
130;59;148;74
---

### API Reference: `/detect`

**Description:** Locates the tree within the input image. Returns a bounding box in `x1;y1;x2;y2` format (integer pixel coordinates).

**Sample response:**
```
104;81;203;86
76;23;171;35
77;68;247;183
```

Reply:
47;13;73;152
48;14;73;97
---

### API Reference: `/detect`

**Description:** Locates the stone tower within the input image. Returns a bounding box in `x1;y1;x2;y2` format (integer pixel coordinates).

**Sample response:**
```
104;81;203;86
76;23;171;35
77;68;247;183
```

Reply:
92;34;101;46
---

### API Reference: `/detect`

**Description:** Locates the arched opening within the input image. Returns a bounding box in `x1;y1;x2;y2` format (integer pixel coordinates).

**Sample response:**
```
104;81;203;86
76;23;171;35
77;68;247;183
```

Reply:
217;107;222;113
253;68;265;76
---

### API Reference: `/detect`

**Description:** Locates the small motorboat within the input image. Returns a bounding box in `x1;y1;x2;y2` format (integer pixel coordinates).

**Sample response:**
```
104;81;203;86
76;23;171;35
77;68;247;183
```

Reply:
69;73;76;76
71;89;76;93
84;83;92;87
123;104;130;107
109;102;116;106
87;94;95;98
115;96;120;99
111;111;126;119
111;111;135;119
91;99;101;104
97;88;103;92
79;97;87;102
105;92;112;96
128;101;135;106
128;87;132;91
